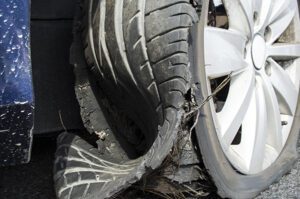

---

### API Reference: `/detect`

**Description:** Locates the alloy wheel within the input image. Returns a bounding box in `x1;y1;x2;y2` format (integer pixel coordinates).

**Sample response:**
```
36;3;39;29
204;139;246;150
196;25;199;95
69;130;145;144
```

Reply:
204;0;300;174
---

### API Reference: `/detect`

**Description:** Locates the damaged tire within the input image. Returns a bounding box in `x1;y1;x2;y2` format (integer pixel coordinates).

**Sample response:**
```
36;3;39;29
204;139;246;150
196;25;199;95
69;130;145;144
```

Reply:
54;0;300;199
54;0;199;199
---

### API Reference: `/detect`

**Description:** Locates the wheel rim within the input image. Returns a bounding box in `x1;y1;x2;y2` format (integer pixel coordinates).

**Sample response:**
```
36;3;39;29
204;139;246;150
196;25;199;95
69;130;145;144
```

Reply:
204;0;300;174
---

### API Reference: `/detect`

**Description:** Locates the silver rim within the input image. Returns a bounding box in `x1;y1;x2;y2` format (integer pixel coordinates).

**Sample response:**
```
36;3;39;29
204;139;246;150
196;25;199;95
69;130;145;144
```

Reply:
204;0;300;174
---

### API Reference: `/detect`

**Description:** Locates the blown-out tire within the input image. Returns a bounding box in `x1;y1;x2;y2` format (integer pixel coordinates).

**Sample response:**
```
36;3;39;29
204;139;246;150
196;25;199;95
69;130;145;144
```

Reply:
54;0;199;199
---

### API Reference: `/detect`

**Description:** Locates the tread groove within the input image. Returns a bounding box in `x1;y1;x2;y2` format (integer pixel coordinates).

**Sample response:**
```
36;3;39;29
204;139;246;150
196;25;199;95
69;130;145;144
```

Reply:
88;0;103;76
114;0;138;85
99;0;118;83
158;76;188;86
129;10;141;24
153;51;188;65
147;27;189;43
82;183;90;198
145;1;191;16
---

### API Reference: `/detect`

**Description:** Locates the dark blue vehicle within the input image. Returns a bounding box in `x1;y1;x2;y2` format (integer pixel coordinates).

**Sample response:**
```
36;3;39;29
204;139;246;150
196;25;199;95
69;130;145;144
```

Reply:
0;0;82;167
1;0;299;199
0;0;33;165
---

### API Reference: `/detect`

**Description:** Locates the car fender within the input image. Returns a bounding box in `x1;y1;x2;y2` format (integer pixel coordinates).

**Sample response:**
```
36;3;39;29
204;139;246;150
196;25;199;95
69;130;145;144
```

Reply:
0;0;34;166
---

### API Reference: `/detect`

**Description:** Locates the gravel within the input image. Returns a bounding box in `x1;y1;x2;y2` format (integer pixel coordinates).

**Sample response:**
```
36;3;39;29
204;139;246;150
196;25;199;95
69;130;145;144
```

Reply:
256;136;300;199
0;134;299;199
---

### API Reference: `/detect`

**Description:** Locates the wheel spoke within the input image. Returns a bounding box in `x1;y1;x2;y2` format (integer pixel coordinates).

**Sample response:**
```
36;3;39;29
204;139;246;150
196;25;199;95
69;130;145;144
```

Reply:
254;0;273;32
267;0;297;44
230;89;258;172
260;73;283;151
252;0;263;14
268;59;298;115
204;27;248;78
267;43;300;59
248;77;268;173
217;69;255;149
268;0;297;26
223;0;253;37
285;59;300;91
239;0;254;27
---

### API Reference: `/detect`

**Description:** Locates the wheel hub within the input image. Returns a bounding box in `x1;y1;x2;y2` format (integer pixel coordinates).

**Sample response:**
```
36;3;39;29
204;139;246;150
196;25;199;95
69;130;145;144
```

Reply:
251;34;266;70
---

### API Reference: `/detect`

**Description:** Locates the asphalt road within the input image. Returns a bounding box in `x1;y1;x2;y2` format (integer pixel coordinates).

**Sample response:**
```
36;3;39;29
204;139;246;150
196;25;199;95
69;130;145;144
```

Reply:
256;136;300;199
0;137;57;199
0;134;299;199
